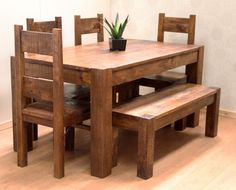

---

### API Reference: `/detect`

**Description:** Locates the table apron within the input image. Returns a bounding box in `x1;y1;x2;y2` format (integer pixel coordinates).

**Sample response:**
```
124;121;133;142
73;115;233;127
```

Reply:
25;61;91;86
112;51;198;86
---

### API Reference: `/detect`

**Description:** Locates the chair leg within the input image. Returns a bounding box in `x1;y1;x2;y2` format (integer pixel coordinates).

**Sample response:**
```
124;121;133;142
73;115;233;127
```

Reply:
174;118;187;131
205;89;220;137
17;121;28;167
137;120;155;179
26;123;33;151
33;124;38;141
65;127;75;151
112;127;119;167
53;123;65;178
13;121;17;152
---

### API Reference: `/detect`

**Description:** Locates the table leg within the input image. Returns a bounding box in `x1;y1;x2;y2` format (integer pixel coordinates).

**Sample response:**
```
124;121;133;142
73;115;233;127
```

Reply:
185;46;204;127
90;69;113;178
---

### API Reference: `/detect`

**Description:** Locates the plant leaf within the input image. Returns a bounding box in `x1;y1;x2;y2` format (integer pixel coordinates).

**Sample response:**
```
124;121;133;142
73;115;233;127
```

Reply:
119;15;129;38
103;14;129;39
115;13;119;29
104;18;117;38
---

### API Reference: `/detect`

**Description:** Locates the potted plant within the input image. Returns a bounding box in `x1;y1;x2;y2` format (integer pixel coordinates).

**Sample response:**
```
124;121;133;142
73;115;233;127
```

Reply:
103;13;129;51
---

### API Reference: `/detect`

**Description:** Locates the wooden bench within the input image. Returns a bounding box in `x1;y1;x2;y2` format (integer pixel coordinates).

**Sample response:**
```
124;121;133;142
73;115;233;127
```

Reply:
112;83;220;179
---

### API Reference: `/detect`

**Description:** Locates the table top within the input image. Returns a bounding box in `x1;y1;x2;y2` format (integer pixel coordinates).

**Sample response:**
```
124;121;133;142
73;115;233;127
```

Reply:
26;39;202;71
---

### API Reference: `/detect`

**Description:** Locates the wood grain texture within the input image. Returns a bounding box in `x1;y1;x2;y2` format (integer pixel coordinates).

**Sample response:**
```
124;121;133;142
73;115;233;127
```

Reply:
25;40;201;72
14;25;90;178
112;83;220;179
205;88;221;137
74;14;104;45
0;114;235;189
15;25;28;167
20;39;202;178
157;13;196;44
152;13;196;129
137;120;155;179
12;17;91;149
90;69;113;178
113;84;216;120
10;56;17;152
186;46;204;127
27;17;62;33
26;16;62;142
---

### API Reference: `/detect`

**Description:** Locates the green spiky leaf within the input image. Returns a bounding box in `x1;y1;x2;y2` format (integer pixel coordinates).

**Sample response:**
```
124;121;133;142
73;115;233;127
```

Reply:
103;13;129;39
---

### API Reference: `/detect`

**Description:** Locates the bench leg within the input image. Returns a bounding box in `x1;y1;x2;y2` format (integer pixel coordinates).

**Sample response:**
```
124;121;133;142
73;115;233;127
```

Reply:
112;128;119;167
205;89;220;137
65;127;75;151
174;118;187;131
137;121;155;179
187;112;200;127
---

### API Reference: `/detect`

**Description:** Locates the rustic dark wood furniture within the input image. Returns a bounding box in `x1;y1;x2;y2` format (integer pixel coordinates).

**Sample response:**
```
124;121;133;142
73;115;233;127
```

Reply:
12;39;204;178
74;14;139;106
112;84;220;179
11;17;91;151
14;25;90;178
139;13;197;130
140;13;196;89
26;17;63;142
74;13;104;45
27;17;62;32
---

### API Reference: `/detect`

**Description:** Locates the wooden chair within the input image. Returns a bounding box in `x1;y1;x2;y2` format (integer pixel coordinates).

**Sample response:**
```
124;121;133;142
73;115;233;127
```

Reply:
25;17;90;142
21;17;63;143
74;13;104;45
138;13;196;130
27;17;62;32
14;25;90;178
139;13;196;89
112;84;220;179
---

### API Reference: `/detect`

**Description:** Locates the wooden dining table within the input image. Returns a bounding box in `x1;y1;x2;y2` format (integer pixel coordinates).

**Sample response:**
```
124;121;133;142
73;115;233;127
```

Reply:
11;39;204;178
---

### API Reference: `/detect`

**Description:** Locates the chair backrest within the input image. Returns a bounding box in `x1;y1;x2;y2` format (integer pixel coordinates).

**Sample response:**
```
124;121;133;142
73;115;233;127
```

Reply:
74;13;104;45
157;13;196;44
27;17;62;32
14;25;64;122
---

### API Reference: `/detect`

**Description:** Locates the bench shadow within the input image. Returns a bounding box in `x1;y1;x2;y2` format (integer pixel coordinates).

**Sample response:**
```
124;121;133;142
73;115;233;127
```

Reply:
118;126;207;164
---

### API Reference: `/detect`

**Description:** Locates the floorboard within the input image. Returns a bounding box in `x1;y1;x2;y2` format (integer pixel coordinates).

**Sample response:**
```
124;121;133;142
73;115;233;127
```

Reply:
0;114;236;190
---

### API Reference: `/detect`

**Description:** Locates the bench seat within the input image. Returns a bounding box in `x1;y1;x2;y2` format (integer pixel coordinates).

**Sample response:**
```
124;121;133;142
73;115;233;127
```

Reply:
112;83;220;179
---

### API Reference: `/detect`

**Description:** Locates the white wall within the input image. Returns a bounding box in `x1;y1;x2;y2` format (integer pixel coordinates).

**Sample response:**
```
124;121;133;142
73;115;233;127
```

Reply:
1;1;235;123
0;0;110;123
111;0;236;113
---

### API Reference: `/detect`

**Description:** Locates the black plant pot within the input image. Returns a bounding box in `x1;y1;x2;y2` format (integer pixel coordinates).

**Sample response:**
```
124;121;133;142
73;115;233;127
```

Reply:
109;38;127;51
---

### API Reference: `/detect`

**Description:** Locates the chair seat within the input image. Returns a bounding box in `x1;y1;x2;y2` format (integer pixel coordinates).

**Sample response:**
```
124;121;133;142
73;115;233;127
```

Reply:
23;98;90;127
64;84;90;101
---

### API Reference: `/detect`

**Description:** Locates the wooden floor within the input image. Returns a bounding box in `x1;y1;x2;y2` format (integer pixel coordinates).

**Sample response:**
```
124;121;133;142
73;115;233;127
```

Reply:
1;113;236;190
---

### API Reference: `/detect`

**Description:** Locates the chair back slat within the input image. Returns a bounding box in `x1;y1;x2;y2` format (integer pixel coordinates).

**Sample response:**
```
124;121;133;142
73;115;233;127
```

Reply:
158;13;196;45
21;31;54;55
23;76;53;102
27;17;62;32
14;25;64;103
80;18;100;34
74;14;104;45
25;58;53;79
163;17;189;33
